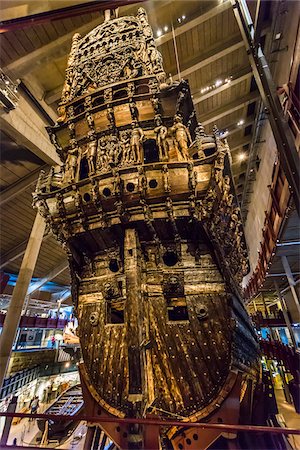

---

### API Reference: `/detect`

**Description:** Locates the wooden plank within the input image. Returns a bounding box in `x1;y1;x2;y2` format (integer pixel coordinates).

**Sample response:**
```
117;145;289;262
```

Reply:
23;27;43;50
52;20;68;36
155;1;232;47
1;35;19;61
13;29;35;53
43;23;58;41
5;32;26;57
173;35;244;80
0;166;20;186
198;91;260;125
33;24;51;46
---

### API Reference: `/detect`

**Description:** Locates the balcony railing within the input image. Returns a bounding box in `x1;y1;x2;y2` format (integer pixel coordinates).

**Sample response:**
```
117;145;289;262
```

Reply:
0;313;68;329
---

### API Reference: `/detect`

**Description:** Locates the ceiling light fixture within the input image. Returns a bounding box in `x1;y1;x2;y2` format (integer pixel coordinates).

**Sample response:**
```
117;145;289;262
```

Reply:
156;29;162;37
237;119;245;126
238;153;247;161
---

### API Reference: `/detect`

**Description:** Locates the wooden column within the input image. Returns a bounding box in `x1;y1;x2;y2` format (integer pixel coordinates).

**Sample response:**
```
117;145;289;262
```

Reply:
124;228;144;401
0;212;45;389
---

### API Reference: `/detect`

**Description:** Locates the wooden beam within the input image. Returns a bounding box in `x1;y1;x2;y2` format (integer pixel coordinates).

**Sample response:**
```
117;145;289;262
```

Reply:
0;0;143;33
6;1;230;78
155;1;232;46
4;17;103;76
0;94;61;165
225;115;255;137
230;136;253;152
0;212;46;388
5;1;181;78
193;68;252;104
198;91;260;126
28;260;69;295
174;36;244;81
44;86;63;106
0;164;48;207
0;233;52;270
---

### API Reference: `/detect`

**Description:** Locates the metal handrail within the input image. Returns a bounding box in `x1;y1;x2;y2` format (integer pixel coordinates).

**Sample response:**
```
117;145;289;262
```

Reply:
0;411;300;435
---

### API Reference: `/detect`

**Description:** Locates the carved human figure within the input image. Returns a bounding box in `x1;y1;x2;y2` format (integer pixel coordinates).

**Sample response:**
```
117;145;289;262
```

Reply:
130;121;144;163
162;165;171;193
151;97;160;114
127;82;135;99
120;134;131;165
86;139;97;174
222;175;231;203
65;145;78;181
68;122;76;139
154;116;168;161
36;170;45;194
107;107;115;129
98;144;109;171
56;105;67;123
171;115;191;161
194;123;206;159
129;101;139;121
230;207;240;230
112;169;122;196
86;113;94;129
138;167;147;197
188;194;197;220
165;129;177;159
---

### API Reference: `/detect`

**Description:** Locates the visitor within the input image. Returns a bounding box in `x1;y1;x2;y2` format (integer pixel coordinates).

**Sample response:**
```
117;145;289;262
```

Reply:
51;335;56;348
29;396;39;420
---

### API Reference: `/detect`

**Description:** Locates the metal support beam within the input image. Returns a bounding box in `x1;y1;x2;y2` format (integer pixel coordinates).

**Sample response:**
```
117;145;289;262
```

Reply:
0;164;48;207
231;0;300;214
281;255;300;318
0;212;45;389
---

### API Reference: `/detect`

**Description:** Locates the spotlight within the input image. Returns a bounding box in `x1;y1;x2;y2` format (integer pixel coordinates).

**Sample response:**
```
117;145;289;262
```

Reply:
156;29;162;37
237;120;244;126
164;26;168;32
238;153;247;161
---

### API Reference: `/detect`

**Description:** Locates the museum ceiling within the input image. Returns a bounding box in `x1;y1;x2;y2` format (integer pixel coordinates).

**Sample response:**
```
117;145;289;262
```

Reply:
0;0;269;296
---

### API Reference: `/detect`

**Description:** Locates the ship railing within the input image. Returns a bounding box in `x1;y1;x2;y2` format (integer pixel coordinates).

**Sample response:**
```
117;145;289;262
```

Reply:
0;410;299;449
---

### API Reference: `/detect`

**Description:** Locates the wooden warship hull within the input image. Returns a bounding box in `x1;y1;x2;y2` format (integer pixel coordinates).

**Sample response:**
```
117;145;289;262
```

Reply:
33;7;260;448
